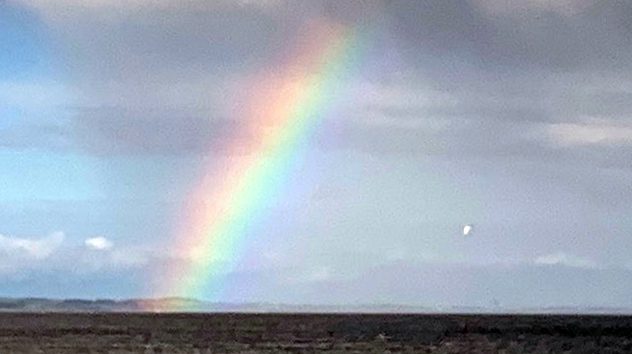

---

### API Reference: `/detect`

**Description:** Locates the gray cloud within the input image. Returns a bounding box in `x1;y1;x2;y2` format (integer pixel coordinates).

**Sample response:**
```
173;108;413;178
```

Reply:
387;0;632;73
5;0;628;165
70;107;255;155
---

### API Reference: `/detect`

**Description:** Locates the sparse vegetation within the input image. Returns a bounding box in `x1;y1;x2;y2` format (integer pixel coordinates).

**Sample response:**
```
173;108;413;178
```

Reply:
0;313;631;353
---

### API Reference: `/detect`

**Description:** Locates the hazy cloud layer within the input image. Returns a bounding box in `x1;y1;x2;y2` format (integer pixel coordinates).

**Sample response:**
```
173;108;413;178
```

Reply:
0;232;64;260
0;232;64;276
0;230;148;277
534;252;598;269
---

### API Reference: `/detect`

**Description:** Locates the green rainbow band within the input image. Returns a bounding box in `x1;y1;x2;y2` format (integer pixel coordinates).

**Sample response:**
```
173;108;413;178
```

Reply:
166;22;368;307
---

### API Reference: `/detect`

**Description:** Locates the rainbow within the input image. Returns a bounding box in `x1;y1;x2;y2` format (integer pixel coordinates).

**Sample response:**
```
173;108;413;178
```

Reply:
158;20;365;308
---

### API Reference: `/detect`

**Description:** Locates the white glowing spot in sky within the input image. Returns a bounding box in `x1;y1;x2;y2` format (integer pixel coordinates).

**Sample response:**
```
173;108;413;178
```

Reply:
463;224;473;236
85;236;113;251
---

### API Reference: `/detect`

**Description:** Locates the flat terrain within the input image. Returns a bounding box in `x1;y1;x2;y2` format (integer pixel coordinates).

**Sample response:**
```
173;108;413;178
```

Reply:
0;313;631;353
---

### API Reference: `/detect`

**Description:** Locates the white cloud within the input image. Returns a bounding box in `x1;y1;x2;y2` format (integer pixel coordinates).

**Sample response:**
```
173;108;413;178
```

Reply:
85;236;113;251
473;0;595;17
0;232;64;259
534;252;597;269
546;122;632;147
0;232;149;275
308;266;332;282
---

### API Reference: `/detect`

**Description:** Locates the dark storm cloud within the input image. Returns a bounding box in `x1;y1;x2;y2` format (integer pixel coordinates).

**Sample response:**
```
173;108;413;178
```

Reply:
12;0;632;163
342;0;632;165
55;5;285;82
385;0;632;73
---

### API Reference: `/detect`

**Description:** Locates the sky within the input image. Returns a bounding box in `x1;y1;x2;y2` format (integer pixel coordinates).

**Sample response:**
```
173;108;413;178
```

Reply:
1;0;632;308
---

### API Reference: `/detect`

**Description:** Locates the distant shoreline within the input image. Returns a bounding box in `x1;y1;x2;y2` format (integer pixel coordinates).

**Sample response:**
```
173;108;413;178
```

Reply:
1;297;631;315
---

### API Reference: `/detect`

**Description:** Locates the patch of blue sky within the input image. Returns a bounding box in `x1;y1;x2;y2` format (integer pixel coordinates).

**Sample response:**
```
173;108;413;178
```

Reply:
0;105;23;130
0;2;54;81
1;2;67;131
98;155;205;202
0;150;105;201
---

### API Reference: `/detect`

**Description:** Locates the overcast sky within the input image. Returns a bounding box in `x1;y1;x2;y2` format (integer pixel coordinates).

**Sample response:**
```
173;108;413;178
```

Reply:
1;0;632;308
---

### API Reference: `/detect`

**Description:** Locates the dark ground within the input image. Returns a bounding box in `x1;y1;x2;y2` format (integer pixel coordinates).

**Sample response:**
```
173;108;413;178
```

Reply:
0;313;631;353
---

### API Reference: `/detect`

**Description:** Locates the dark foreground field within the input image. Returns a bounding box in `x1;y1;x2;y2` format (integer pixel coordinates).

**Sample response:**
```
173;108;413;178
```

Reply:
0;313;631;353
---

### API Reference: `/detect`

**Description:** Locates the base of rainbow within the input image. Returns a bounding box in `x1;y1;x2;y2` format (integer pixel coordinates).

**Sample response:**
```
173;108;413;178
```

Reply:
155;20;366;309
